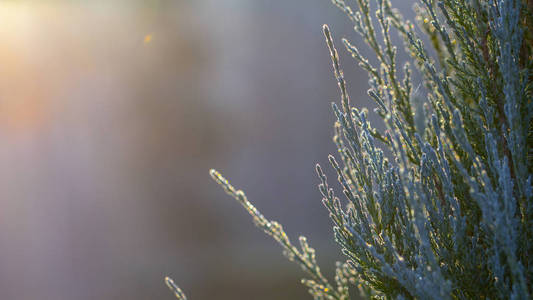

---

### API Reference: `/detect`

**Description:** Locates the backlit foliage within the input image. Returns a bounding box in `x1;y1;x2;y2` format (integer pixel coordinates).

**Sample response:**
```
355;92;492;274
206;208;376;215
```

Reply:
167;0;532;298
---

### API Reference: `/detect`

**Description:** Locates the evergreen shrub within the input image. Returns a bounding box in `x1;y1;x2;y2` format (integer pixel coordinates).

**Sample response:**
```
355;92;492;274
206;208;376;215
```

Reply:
167;0;532;298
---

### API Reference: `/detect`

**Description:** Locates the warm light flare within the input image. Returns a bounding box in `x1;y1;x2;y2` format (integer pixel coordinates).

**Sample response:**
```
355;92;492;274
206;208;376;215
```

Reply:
0;3;55;134
144;33;153;44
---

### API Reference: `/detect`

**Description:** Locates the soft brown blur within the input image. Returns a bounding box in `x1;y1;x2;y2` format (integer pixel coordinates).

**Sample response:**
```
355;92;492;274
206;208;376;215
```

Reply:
0;1;414;299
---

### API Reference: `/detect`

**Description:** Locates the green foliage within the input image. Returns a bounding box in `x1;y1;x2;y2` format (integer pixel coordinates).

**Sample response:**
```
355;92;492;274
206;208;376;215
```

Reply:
167;0;532;298
165;277;187;300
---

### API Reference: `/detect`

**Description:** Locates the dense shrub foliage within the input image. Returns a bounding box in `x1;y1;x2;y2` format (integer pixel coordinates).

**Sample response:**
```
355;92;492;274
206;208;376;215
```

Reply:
167;0;532;298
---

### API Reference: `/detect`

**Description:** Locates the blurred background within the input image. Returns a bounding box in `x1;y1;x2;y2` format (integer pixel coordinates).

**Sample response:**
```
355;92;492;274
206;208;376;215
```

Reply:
0;1;415;299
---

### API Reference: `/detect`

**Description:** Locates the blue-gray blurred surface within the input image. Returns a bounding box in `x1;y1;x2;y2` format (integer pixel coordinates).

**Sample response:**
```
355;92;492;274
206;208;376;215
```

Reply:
0;1;414;299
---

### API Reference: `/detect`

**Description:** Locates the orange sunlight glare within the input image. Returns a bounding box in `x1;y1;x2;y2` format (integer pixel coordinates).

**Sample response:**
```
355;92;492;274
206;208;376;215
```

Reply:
0;3;56;134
